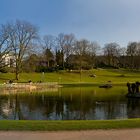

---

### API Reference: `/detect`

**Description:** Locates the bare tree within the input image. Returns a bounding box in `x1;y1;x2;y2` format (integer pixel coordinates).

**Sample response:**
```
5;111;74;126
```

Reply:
74;39;89;55
56;33;65;50
73;39;90;70
119;47;127;68
0;24;13;68
42;35;56;67
43;35;56;50
136;43;140;56
126;42;137;69
56;33;66;68
56;33;75;68
8;20;38;80
87;41;100;68
136;43;140;69
103;43;120;67
63;34;75;59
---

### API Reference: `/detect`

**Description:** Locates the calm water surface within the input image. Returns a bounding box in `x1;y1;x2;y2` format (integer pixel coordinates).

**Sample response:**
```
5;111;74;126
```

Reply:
0;86;139;120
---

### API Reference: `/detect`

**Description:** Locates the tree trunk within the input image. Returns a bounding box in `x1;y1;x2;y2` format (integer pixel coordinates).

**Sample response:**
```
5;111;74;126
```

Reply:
15;62;19;81
15;71;19;81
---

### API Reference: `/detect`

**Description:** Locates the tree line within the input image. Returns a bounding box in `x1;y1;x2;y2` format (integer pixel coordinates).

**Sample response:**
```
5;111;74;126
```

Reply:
0;20;140;80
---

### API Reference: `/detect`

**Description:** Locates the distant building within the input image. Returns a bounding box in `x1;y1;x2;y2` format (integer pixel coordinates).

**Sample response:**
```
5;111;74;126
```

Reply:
1;53;16;67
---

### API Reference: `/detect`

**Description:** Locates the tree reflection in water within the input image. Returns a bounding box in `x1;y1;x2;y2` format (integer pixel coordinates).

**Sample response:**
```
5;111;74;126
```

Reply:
0;86;137;120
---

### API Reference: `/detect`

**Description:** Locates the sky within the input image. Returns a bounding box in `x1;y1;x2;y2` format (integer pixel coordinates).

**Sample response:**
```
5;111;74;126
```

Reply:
0;0;140;47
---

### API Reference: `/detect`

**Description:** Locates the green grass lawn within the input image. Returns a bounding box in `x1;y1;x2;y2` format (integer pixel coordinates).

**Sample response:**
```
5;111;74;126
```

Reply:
0;69;139;84
1;119;140;131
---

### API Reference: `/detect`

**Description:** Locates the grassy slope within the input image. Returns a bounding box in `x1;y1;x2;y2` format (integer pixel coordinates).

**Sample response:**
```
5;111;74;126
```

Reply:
0;69;139;84
1;119;140;131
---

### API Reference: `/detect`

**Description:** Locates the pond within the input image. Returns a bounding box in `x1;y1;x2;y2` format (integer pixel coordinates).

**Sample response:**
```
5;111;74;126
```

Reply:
0;86;139;120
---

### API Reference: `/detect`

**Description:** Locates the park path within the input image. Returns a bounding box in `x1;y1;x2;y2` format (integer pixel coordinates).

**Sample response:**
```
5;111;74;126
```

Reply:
0;129;140;140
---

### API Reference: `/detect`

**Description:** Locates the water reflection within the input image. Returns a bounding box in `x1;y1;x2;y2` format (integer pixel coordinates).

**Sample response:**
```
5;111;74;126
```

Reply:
0;86;139;120
127;99;140;118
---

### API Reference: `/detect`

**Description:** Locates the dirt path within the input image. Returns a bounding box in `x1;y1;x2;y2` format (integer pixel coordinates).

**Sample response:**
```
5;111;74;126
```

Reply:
0;129;140;140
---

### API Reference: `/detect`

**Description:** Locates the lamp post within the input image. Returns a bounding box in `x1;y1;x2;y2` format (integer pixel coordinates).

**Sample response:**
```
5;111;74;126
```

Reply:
41;72;45;82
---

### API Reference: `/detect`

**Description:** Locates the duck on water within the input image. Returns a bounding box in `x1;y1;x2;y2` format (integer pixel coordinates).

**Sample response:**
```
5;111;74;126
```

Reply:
126;82;140;98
